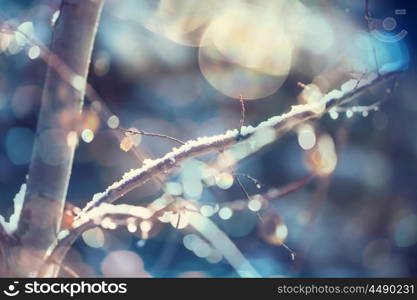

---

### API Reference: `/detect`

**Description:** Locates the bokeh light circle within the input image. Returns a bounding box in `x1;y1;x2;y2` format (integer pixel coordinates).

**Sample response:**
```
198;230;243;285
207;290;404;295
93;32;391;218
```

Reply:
101;250;148;277
198;4;292;100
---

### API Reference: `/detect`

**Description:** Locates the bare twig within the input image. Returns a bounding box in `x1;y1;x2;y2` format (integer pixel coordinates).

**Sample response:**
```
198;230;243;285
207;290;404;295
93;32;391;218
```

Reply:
281;243;296;261
119;128;185;145
187;212;261;277
233;173;265;189
235;176;252;203
217;172;316;211
365;0;371;21
239;94;246;129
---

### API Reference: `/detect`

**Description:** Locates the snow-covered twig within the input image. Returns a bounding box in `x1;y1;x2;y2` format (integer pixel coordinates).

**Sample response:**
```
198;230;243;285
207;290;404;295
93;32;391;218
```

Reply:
119;128;186;145
41;202;259;278
80;71;399;216
187;172;316;215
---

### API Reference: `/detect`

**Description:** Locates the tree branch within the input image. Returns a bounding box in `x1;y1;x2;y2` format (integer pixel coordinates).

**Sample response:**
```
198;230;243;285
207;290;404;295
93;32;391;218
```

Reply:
13;0;104;276
80;71;399;216
41;202;260;278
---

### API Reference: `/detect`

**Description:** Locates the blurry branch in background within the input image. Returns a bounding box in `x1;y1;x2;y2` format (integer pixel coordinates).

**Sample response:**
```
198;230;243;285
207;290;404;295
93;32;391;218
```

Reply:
232;173;265;188
262;173;316;202
8;0;104;276
365;0;371;21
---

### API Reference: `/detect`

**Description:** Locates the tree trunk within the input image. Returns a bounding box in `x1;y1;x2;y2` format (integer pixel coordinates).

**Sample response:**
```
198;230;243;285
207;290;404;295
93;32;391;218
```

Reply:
12;0;103;276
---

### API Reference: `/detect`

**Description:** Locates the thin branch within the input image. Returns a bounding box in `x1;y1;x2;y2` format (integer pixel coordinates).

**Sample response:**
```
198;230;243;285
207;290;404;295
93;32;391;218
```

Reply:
215;172;316;212
119;127;185;145
236;176;254;202
79;71;399;216
265;173;316;201
281;243;296;261
232;173;265;189
239;94;246;129
187;212;261;277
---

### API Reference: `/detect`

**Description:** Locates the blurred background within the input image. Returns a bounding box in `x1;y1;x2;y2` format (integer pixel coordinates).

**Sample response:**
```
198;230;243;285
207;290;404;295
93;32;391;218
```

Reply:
0;0;416;277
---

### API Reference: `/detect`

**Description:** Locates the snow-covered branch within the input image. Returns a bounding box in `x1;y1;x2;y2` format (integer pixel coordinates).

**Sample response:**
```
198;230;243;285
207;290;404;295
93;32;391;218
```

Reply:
38;203;156;277
187;212;260;277
80;71;399;216
41;201;260;278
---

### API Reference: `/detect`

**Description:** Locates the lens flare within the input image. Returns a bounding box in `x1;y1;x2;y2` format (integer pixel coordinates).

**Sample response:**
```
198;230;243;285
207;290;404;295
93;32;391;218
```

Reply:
199;3;292;99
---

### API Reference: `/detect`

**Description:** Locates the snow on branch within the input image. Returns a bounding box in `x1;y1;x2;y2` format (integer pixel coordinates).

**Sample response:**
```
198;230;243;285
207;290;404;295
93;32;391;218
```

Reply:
79;71;398;217
42;201;260;278
0;183;26;234
38;203;156;276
